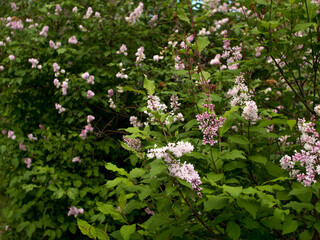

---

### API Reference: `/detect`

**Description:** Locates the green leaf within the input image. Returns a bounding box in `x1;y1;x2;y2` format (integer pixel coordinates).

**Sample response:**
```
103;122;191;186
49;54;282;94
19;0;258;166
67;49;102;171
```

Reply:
237;196;260;219
129;168;146;178
143;75;155;95
67;188;79;200
53;188;65;199
197;37;210;52
96;228;109;240
206;173;224;185
204;195;229;211
177;8;190;24
282;220;298;235
16;221;30;232
96;202;125;223
105;163;129;177
249;155;267;165
287;120;296;130
222;185;242;199
26;223;36;238
289;184;312;202
222;150;246;160
120;224;136;240
77;219;96;239
184;119;198;131
227;221;241;240
122;86;146;96
283;201;314;213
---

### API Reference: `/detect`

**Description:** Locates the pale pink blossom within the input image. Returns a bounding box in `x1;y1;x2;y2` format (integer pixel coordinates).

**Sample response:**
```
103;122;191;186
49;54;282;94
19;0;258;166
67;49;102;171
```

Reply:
87;90;95;99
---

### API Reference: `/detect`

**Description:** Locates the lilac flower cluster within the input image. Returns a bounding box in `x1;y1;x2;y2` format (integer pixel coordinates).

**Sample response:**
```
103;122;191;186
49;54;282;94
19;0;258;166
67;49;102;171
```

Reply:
280;118;320;186
80;115;95;140
24;158;31;168
116;44;128;56
144;95;184;125
125;2;144;24
6;17;23;30
49;40;61;50
28;58;41;69
67;206;84;218
135;47;145;63
129;116;143;127
147;142;202;196
81;72;95;85
55;103;65;114
72;157;81;163
196;98;225;146
123;136;142;151
39;26;49;37
227;75;259;122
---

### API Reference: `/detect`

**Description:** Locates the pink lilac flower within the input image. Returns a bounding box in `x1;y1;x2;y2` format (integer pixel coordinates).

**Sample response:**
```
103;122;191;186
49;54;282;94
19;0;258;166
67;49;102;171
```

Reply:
123;136;142;151
116;44;128;56
19;142;26;151
24;158;31;168
87;115;95;123
196;98;225;146
55;4;62;15
28;133;37;141
9;55;15;61
198;28;210;36
87;90;95;99
109;98;116;109
80;123;94;140
68;36;78;44
186;34;194;43
107;89;114;98
8;130;16;140
11;2;18;11
94;12;101;18
53;78;60;88
135;46;145;63
129;116;143;127
72;157;81;163
61;80;68;95
125;2;144;24
55;103;65;114
83;7;93;19
49;40;61;50
0;66;4;71
153;55;160;61
39;26;49;37
147;142;202;195
68;206;84;218
242;100;258;122
81;72;89;80
6;19;23;30
28;58;39;68
72;7;78;13
53;62;60;73
210;54;221;65
145;207;155;215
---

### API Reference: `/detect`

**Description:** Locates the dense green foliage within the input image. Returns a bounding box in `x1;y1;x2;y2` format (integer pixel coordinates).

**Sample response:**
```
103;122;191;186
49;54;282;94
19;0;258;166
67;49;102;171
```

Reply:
1;0;320;239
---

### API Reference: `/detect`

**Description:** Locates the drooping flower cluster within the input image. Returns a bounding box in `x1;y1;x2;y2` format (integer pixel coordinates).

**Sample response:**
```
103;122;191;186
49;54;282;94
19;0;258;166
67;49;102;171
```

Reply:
68;36;78;44
67;206;84;218
242;100;258;122
39;26;49;37
72;157;81;163
280;118;320;186
7;130;16;140
125;2;144;24
116;63;128;79
55;103;65;114
80;115;95;140
135;46;145;63
227;75;259;121
28;58;41;69
87;90;95;99
83;7;93;19
49;40;61;50
147;142;202;195
123;136;142;151
81;72;95;85
129;116;143;127
116;44;128;56
24;158;31;168
28;133;37;141
6;18;23;30
196;98;225;146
